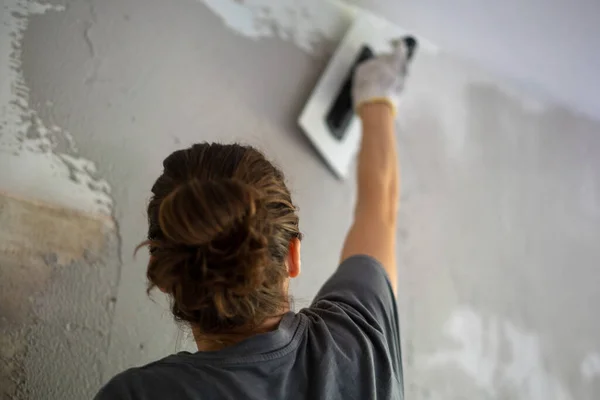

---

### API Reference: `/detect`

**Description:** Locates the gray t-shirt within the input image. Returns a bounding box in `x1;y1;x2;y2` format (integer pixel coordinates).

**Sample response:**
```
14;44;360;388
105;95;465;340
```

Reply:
95;255;403;399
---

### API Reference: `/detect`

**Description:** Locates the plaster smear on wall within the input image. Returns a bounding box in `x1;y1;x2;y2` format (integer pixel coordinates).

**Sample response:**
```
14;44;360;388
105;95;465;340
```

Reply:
199;0;442;56
200;0;547;168
418;307;599;400
1;2;117;398
199;0;356;55
581;352;600;380
0;0;113;216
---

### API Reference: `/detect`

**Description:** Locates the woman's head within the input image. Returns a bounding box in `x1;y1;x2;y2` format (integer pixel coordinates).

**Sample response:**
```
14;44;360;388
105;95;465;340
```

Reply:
142;143;301;334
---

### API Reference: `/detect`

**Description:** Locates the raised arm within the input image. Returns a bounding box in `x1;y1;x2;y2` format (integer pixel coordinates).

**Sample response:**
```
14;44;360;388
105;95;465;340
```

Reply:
340;40;410;295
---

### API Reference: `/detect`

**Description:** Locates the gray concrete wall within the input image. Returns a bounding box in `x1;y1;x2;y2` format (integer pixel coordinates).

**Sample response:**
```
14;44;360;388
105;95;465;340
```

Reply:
1;0;599;399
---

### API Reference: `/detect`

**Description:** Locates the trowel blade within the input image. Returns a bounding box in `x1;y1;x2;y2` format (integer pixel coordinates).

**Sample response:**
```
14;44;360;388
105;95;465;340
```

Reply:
298;14;418;179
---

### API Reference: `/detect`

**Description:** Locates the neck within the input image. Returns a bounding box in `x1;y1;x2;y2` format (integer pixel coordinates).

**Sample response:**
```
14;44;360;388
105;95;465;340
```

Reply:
192;314;287;352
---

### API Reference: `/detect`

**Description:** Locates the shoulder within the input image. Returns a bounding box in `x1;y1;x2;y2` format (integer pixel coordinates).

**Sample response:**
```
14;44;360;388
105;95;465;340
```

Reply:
95;367;146;400
321;254;392;292
304;254;399;339
312;255;395;316
95;355;196;400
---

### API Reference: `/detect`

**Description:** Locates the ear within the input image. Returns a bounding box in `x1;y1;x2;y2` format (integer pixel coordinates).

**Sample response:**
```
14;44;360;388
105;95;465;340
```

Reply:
286;237;301;278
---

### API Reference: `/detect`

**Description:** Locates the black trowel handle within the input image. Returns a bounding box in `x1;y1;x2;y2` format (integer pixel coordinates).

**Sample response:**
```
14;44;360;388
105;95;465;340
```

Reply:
325;46;375;140
325;36;418;140
403;36;418;61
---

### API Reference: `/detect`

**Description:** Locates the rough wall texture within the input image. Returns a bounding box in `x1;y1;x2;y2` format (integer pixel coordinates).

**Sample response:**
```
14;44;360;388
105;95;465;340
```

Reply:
0;0;599;399
0;193;118;399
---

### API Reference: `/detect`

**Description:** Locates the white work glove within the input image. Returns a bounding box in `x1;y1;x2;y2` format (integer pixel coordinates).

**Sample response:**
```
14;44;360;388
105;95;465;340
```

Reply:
352;39;410;116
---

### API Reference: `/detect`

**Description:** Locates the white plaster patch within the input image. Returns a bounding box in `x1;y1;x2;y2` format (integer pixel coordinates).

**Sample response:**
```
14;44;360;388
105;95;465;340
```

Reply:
27;1;65;14
581;352;600;380
198;0;357;53
422;307;574;399
0;0;113;217
198;0;439;56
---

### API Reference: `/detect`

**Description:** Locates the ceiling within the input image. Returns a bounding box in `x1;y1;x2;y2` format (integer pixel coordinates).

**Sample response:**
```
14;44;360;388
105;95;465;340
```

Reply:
346;0;599;120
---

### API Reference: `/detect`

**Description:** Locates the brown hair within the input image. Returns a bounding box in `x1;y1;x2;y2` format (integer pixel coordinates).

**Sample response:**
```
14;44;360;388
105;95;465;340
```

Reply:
140;143;301;334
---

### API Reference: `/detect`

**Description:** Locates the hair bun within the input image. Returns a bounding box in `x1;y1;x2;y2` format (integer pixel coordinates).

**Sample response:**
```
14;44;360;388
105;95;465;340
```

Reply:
155;178;272;320
143;143;301;332
158;178;264;246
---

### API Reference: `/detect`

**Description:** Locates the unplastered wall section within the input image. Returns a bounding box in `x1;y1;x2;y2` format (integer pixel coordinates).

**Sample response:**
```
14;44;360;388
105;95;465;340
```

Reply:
1;0;600;399
2;1;355;397
1;1;120;399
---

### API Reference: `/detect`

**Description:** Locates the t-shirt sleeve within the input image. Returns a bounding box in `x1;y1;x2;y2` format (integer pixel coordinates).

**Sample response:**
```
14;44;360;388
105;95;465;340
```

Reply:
312;255;403;377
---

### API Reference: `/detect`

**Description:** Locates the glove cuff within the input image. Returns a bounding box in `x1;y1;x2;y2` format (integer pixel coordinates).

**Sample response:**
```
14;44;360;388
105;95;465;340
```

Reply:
355;97;397;116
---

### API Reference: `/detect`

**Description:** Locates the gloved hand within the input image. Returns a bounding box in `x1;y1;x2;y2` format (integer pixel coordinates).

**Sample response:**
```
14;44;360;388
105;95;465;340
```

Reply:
352;38;411;116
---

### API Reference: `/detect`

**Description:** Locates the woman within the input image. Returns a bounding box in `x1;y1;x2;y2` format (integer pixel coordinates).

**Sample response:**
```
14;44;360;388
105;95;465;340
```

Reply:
96;38;411;399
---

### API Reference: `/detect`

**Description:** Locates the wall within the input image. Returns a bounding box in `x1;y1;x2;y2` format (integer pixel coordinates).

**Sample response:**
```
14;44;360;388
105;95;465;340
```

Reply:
1;0;599;399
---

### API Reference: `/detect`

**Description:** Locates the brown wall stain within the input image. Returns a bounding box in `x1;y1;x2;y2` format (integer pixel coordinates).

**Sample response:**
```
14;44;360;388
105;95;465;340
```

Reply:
0;193;114;399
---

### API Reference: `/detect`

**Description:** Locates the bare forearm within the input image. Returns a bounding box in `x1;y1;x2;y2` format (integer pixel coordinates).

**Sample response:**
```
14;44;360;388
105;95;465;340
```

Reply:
356;103;400;222
341;38;410;294
341;103;399;292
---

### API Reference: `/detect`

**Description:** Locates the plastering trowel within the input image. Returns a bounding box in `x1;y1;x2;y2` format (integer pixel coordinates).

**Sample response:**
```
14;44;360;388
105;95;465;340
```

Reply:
298;14;418;179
